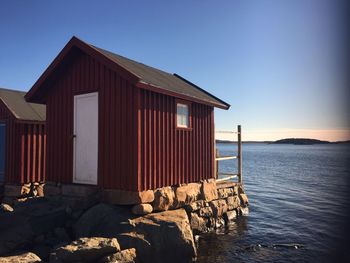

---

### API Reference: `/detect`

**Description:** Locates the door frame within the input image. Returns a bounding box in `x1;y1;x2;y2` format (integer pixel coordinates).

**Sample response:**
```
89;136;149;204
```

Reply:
72;92;99;185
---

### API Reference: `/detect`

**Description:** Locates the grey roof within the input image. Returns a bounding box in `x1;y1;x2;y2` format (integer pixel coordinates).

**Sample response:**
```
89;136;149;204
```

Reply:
93;46;230;109
0;87;46;121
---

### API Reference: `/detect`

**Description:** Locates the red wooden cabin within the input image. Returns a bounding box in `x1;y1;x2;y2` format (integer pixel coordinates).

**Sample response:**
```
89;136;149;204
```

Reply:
0;87;46;186
26;37;230;192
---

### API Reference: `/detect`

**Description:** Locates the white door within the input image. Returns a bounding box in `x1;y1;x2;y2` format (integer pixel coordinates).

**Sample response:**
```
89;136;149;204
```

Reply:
73;92;98;185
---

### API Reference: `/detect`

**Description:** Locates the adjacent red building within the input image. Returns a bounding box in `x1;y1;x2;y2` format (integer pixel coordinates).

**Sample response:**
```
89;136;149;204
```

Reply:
0;88;46;185
26;37;229;192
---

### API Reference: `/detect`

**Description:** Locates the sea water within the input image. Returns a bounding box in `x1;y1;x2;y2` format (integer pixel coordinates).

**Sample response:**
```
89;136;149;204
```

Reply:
197;143;350;263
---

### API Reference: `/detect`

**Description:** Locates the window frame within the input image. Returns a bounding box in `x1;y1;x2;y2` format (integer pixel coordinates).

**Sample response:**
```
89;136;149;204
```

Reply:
175;99;192;130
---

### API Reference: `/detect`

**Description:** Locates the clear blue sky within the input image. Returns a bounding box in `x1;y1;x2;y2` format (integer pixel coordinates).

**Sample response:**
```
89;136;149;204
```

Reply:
0;0;348;141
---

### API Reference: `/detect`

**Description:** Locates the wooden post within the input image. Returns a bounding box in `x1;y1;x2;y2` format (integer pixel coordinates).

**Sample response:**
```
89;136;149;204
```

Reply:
237;125;242;183
215;149;219;179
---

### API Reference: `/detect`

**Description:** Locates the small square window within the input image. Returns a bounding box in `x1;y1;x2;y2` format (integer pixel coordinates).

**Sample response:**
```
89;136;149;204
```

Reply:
177;103;189;128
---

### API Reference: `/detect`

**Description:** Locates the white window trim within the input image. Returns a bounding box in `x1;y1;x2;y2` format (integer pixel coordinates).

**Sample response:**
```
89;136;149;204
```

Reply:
177;103;189;128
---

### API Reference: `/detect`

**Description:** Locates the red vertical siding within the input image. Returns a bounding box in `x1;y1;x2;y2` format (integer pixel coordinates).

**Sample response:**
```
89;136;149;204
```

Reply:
139;89;214;191
45;52;139;191
1;100;46;184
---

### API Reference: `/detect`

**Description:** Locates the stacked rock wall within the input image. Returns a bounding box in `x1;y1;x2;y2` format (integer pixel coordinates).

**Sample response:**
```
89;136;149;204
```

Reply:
128;179;249;234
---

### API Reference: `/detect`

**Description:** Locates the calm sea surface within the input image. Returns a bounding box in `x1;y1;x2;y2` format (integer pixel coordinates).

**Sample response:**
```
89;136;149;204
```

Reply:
197;143;350;263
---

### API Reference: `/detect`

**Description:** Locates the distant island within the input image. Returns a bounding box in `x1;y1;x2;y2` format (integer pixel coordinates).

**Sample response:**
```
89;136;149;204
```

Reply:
215;140;272;144
272;138;350;145
215;138;350;145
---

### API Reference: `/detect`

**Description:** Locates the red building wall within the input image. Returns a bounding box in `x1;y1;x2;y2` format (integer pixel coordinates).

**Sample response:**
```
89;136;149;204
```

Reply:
45;51;138;191
138;89;214;191
44;50;215;192
0;100;46;184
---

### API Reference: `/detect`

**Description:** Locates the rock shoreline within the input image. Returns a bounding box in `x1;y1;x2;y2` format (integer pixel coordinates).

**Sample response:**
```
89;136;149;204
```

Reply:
0;180;249;262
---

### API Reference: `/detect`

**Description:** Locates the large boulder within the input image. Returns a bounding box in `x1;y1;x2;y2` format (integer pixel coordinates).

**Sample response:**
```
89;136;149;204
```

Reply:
74;204;134;238
0;199;66;255
174;183;201;207
0;252;41;262
201;181;218;202
100;248;137;263
50;237;120;263
74;204;196;263
116;232;152;262
130;208;196;262
152;187;175;211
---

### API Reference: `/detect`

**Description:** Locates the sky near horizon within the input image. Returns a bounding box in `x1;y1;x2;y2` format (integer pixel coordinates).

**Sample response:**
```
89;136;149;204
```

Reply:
0;0;348;141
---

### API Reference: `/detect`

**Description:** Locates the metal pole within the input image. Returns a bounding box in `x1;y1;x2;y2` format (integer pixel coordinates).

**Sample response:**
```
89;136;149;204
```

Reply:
237;125;242;183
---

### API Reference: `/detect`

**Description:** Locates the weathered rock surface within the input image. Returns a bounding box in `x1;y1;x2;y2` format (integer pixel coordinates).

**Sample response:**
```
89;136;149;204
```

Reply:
0;203;14;212
74;204;196;263
50;237;120;263
201;181;218;202
74;204;134;238
209;199;228;217
131;204;153;215
0;252;41;262
190;213;207;234
239;193;249;206
174;183;201;207
103;190;154;205
100;248;137;263
130;208;196;262
227;195;240;210
0;199;67;255
152;187;175;211
238;207;249;216
217;188;233;199
116;232;152;262
199;206;213;217
185;200;205;213
224;210;237;223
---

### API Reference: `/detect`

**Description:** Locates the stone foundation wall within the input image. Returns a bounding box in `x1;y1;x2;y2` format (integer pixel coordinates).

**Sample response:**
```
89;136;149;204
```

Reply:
2;179;249;234
1;182;44;205
125;179;249;234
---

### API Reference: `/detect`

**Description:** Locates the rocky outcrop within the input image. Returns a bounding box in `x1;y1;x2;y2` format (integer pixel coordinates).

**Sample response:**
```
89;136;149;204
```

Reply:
0;252;41;263
74;204;196;263
0;198;67;255
50;237;120;263
0;179;249;263
100;248;137;263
